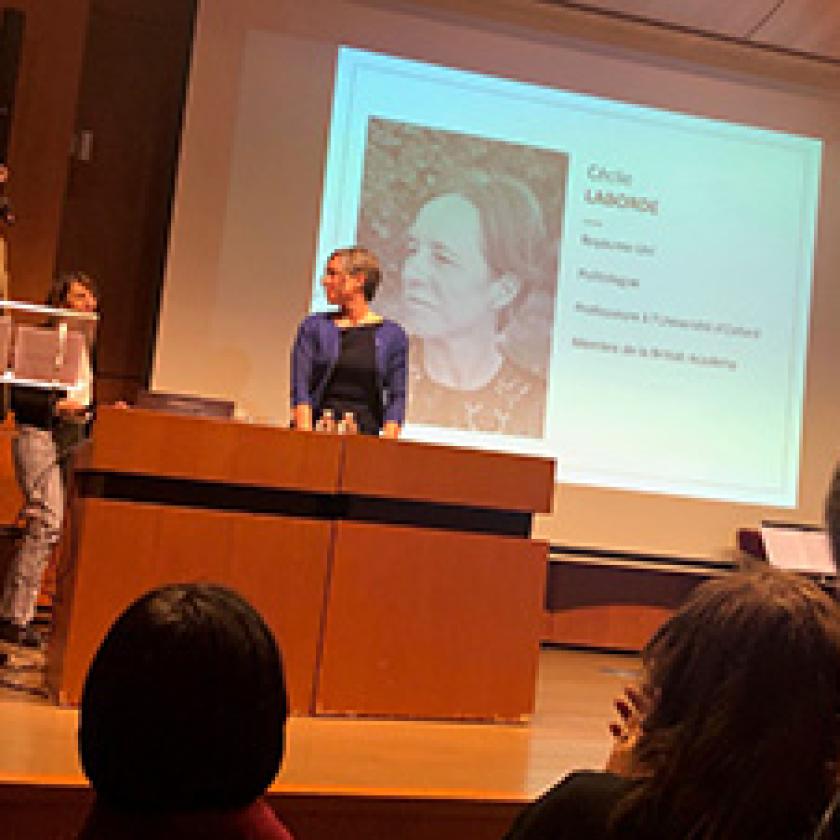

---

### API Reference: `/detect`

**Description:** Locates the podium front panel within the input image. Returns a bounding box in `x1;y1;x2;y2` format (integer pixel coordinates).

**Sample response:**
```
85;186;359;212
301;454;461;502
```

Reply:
48;498;331;712
315;522;547;721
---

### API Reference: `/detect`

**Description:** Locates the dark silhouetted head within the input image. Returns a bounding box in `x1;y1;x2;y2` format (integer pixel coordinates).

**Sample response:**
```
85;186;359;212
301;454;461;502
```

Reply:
79;584;287;811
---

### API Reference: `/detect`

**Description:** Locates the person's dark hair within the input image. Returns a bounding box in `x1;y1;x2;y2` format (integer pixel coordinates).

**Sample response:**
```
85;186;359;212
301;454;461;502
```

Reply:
79;584;287;811
46;270;98;309
330;246;381;301
613;567;840;839
826;464;840;566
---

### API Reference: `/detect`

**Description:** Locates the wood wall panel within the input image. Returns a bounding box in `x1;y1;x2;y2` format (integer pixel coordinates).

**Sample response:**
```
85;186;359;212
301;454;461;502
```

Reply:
545;604;670;650
548;0;778;36
412;0;840;89
754;0;840;59
1;0;90;299
543;557;716;649
1;1;195;405
56;0;197;402
543;0;840;59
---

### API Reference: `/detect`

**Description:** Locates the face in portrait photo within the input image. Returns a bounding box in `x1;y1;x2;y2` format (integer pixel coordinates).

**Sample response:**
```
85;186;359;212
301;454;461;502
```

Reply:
356;119;567;439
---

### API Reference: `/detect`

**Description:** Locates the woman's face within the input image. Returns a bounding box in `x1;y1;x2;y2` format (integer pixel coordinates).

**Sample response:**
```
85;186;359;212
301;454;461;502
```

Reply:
402;194;498;339
65;280;98;313
321;255;363;308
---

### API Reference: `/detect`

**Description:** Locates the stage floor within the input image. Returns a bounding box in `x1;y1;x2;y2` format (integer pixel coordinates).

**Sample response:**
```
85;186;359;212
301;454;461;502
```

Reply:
0;646;640;801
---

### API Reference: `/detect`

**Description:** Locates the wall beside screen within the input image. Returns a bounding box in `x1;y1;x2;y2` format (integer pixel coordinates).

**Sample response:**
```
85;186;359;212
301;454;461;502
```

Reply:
152;0;840;558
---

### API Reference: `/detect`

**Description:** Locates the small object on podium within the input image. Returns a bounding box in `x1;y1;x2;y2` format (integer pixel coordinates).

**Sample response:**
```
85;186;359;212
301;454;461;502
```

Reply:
315;409;336;433
337;411;358;435
135;389;235;419
314;409;358;434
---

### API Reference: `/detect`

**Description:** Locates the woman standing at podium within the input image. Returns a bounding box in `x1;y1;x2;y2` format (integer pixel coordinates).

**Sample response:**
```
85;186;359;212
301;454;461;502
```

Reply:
291;246;407;438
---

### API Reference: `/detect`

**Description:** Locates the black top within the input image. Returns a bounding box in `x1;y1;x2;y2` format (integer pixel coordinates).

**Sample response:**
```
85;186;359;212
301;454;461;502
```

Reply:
319;323;381;435
503;771;651;840
504;770;840;840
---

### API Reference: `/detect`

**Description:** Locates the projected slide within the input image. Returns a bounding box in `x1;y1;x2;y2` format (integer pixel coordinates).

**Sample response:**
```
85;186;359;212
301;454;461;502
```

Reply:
313;47;822;507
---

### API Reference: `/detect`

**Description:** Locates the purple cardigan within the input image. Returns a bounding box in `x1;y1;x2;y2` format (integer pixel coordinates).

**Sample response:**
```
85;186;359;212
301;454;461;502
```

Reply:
290;313;408;428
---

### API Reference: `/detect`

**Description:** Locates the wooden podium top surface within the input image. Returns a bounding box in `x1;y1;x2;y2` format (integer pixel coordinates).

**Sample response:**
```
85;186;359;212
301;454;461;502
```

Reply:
341;435;554;514
79;407;343;493
80;408;554;513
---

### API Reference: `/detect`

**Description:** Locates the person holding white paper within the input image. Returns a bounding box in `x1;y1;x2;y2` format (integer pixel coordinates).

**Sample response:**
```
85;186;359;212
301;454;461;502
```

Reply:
0;271;98;650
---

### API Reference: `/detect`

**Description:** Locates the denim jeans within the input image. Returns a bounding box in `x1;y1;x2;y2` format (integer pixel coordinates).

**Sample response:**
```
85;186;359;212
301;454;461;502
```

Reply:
0;425;64;626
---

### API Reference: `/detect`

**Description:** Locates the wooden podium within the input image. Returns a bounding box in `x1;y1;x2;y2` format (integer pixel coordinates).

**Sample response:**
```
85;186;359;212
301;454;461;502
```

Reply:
47;408;553;721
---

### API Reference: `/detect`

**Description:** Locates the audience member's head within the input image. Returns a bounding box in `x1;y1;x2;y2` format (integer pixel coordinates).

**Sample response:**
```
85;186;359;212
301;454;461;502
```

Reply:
826;462;840;566
617;567;840;839
79;584;287;811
